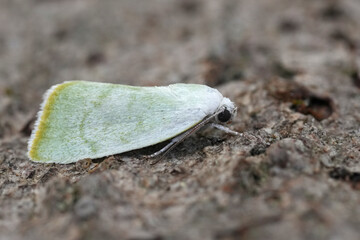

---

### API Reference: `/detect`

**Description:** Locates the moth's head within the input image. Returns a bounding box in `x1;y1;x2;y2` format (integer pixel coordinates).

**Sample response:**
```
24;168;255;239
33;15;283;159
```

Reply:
215;98;237;124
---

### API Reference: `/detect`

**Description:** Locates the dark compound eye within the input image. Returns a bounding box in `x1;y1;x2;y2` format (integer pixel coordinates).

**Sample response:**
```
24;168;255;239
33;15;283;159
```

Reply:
217;109;232;122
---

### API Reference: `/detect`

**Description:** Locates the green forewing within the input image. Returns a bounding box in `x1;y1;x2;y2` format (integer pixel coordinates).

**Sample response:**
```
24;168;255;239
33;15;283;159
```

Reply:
28;81;223;163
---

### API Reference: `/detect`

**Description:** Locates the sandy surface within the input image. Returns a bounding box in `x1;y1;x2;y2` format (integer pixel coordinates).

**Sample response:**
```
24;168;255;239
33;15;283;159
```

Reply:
0;0;360;239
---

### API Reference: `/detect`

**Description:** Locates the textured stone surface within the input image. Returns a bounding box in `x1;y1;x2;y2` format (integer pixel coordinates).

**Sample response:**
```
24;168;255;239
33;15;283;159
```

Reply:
0;0;360;239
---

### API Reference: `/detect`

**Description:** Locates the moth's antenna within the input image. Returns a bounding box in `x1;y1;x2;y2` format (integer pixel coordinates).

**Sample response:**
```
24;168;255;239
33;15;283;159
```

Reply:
148;109;225;164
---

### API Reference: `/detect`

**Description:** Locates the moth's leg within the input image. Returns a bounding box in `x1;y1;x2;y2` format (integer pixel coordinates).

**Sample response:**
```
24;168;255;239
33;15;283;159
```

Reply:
208;123;241;136
209;123;268;145
146;112;221;161
147;130;191;158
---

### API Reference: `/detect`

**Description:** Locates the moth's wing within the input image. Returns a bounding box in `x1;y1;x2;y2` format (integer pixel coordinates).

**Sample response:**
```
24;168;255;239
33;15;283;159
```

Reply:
28;81;223;163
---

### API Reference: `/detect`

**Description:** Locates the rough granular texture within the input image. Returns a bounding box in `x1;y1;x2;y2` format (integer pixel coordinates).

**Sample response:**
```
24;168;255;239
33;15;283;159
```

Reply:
0;0;360;239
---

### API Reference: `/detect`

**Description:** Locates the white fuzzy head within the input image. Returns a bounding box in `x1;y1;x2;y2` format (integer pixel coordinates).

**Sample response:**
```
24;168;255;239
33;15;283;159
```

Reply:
215;97;237;123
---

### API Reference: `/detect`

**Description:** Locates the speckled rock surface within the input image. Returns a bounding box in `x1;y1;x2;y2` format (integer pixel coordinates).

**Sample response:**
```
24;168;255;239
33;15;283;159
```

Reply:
0;0;360;239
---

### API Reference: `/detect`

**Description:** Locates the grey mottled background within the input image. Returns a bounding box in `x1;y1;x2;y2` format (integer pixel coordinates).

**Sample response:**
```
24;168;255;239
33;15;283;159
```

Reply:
0;0;360;239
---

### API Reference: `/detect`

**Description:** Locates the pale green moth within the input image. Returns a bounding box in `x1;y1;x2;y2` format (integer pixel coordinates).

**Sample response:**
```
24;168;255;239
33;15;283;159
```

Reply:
28;81;239;164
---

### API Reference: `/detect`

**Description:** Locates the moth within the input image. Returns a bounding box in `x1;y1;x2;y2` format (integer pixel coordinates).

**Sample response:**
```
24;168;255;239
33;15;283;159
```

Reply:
28;81;239;163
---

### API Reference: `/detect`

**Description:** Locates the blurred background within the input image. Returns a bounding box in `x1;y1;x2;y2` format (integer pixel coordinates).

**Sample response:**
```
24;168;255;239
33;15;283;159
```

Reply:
1;0;359;136
0;0;360;239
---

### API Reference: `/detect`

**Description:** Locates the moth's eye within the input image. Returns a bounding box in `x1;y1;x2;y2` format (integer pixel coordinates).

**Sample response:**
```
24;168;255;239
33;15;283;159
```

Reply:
217;109;232;123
